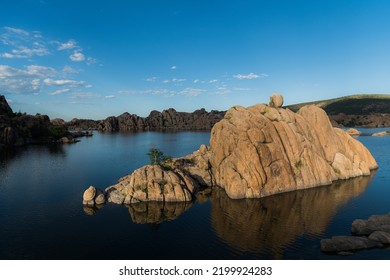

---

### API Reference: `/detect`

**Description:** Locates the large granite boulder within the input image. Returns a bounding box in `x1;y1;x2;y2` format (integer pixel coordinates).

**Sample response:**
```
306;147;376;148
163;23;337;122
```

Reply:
209;97;378;199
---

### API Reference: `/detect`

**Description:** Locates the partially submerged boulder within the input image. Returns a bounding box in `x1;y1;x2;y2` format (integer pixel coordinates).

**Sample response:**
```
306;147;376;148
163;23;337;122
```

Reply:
320;236;382;253
321;213;390;254
82;186;105;206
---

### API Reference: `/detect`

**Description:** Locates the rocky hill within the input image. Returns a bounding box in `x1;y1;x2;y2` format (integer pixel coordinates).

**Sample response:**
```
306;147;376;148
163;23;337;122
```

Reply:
0;95;78;147
65;108;225;132
287;94;390;127
83;94;378;205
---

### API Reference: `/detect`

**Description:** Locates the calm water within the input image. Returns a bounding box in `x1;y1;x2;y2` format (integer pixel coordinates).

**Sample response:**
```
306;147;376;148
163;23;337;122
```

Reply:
0;129;389;260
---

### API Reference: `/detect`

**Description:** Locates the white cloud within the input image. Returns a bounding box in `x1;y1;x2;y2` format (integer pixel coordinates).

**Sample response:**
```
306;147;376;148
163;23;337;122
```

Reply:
233;87;251;91
87;57;97;65
4;27;29;36
85;84;93;88
162;79;170;84
105;95;115;99
70;51;85;62
145;77;158;82
170;65;177;70
58;39;77;50
26;65;56;77
43;78;84;87
172;78;186;83
1;46;49;58
208;79;218;84
119;89;174;96
70;92;99;99
48;88;70;96
233;73;268;80
178;88;204;97
193;79;199;83
62;65;79;74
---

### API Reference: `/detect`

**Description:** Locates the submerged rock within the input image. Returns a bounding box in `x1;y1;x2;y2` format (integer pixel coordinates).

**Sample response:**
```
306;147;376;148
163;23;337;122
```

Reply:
320;236;382;253
372;131;389;137
321;213;390;254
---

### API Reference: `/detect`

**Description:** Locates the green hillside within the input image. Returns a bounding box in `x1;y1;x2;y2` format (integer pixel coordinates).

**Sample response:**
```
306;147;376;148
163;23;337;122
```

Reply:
286;94;390;115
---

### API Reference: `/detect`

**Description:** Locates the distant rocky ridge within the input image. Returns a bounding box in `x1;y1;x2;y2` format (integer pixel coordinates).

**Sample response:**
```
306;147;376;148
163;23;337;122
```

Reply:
83;94;378;205
65;108;225;132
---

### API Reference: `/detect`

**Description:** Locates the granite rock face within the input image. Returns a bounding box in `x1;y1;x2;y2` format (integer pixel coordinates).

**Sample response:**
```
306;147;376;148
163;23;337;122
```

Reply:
105;165;199;204
209;100;377;199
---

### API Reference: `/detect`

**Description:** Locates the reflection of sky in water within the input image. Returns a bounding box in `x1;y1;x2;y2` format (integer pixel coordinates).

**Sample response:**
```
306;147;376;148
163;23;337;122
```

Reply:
0;131;389;259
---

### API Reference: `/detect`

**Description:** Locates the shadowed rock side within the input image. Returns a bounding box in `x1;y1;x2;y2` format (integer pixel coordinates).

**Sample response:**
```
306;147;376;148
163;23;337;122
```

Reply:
211;174;374;258
126;201;192;224
210;95;378;199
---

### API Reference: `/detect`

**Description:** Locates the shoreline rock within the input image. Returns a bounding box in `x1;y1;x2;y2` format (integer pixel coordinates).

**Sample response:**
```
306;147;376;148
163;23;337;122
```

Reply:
321;213;390;254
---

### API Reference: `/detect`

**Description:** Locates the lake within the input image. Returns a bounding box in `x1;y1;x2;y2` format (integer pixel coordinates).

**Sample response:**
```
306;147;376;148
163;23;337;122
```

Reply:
0;129;389;259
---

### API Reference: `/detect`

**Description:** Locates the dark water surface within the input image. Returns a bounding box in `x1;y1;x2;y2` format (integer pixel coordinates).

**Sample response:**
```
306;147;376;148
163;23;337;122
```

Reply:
0;129;389;259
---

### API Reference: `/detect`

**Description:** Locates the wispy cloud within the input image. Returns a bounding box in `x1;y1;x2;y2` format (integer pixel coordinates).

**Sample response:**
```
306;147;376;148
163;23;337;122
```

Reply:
172;78;186;83
70;51;86;62
4;27;29;36
170;65;177;70
119;89;175;96
1;26;97;65
48;88;70;96
70;92;100;99
178;88;204;97
208;79;218;84
57;39;78;50
162;79;170;84
233;73;268;80
105;95;115;99
145;77;158;82
43;78;84;87
0;27;49;58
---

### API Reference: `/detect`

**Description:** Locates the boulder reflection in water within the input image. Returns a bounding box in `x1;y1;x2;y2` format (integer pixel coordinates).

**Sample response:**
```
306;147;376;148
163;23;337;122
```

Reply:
126;201;192;224
211;173;375;258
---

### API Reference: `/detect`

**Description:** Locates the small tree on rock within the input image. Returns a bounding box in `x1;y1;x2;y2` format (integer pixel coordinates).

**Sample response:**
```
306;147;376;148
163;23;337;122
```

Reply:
147;147;164;165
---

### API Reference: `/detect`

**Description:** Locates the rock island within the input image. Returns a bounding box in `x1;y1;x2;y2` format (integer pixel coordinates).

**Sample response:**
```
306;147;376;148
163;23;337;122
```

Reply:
83;94;378;205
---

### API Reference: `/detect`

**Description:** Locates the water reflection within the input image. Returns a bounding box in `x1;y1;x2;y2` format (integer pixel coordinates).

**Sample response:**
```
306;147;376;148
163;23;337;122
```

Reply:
126;201;192;224
211;173;375;258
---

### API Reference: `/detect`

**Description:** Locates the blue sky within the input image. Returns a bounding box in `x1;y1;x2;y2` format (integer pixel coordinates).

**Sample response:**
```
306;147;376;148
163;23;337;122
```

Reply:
1;0;390;120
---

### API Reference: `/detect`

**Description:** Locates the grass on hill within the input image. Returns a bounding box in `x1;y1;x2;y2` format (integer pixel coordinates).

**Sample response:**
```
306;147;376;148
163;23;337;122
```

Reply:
286;94;390;115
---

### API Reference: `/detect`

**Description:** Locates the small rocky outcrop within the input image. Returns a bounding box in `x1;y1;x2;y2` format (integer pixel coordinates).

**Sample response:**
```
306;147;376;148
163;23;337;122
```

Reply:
105;164;200;204
321;213;390;254
372;131;390;137
345;128;362;136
